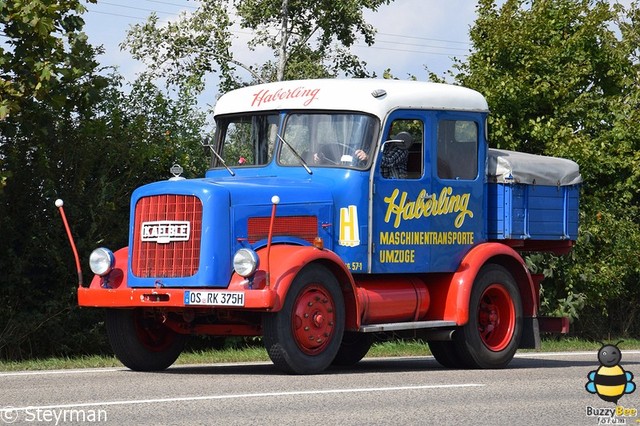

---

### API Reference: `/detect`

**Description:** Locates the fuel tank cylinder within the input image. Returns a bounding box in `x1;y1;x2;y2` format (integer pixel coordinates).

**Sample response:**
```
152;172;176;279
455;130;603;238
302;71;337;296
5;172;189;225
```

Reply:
355;277;430;325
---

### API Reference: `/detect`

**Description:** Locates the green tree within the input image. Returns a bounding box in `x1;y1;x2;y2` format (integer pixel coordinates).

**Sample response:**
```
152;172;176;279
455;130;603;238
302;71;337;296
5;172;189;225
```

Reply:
122;0;391;95
0;72;209;359
0;0;107;358
456;0;640;336
0;1;210;359
0;0;102;119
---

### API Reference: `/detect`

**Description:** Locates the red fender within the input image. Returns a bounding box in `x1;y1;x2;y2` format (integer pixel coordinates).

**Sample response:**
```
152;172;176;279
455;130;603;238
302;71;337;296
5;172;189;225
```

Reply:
79;247;129;307
227;245;360;329
428;242;537;325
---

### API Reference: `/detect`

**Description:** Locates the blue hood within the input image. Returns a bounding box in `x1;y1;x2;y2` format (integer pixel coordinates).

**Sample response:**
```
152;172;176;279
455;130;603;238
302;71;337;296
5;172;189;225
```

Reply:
126;176;336;288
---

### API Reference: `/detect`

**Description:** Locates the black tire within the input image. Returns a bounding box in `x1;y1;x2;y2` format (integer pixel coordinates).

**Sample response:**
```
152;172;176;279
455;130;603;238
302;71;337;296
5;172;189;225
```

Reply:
332;331;374;366
106;309;186;371
263;264;345;374
428;340;465;369
454;264;523;369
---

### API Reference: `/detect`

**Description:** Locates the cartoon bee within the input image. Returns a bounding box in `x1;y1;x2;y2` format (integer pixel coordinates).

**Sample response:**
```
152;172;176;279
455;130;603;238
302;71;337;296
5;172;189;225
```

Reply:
586;341;636;403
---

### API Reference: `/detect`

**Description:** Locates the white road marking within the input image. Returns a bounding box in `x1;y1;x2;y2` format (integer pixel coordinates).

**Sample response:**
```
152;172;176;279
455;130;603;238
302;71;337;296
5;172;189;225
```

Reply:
0;383;484;412
515;350;640;358
0;368;120;377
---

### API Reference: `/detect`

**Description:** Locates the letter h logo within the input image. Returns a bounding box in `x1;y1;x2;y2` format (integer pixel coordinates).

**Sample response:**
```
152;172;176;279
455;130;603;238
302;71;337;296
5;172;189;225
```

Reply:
339;205;360;247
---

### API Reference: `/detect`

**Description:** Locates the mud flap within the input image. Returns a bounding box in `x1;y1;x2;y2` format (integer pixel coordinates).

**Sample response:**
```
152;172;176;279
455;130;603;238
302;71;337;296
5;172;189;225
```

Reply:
519;316;541;349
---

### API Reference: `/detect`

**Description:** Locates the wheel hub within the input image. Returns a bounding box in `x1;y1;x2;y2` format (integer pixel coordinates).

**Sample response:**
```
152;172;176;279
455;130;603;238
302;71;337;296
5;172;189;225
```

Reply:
133;310;176;353
477;284;515;352
292;285;336;355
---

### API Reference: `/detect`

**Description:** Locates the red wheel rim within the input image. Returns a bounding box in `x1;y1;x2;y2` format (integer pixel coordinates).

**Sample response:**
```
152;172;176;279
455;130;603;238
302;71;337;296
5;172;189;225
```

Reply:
133;311;175;352
477;284;515;352
291;284;337;355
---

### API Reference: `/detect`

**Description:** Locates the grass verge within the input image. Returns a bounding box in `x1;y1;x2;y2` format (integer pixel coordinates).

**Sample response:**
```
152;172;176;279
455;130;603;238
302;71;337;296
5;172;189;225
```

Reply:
2;337;639;372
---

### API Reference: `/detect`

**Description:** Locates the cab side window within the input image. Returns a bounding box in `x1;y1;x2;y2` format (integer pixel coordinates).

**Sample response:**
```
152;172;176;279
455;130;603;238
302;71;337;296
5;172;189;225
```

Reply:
437;120;478;180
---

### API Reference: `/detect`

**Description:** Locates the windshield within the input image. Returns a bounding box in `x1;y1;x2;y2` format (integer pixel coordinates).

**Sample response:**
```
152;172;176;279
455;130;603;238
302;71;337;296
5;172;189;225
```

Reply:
279;113;378;169
214;113;279;167
213;112;378;170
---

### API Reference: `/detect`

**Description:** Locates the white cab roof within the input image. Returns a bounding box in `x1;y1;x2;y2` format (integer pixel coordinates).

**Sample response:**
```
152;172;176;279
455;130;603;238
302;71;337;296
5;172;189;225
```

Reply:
214;79;489;119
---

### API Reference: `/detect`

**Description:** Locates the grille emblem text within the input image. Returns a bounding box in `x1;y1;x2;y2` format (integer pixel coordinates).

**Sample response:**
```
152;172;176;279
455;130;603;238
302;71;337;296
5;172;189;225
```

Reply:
141;221;190;244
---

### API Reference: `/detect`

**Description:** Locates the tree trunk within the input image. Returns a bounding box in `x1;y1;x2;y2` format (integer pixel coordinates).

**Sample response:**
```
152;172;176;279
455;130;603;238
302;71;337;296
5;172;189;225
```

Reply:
276;0;289;81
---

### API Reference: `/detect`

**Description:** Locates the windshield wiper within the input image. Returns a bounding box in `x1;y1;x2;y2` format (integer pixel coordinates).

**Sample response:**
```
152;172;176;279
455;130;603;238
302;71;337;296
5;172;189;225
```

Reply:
202;138;235;176
277;134;312;175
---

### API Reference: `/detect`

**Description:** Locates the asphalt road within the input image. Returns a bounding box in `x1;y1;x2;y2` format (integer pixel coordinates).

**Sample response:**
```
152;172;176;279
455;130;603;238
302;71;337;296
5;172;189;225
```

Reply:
2;350;640;426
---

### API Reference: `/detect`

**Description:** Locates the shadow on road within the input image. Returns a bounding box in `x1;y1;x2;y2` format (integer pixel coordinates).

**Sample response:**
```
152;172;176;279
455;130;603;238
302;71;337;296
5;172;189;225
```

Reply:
148;352;640;377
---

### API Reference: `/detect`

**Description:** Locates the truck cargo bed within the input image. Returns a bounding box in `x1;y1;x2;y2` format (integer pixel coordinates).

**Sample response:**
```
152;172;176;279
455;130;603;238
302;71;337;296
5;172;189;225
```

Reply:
486;149;581;244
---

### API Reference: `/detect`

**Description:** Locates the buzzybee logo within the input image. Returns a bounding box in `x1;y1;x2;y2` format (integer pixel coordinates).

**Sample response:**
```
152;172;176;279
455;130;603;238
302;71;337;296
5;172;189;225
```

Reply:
585;341;636;404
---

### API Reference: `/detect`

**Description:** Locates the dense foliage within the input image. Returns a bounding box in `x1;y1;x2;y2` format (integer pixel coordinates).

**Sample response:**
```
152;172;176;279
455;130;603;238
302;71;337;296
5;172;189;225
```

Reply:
455;0;640;337
0;2;209;359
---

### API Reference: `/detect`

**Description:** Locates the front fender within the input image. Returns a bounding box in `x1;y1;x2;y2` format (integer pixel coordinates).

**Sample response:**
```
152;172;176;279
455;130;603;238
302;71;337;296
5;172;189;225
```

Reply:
227;245;360;328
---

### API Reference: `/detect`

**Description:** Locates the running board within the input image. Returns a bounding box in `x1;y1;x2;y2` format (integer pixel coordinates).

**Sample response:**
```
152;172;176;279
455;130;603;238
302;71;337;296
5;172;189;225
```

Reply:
359;320;457;333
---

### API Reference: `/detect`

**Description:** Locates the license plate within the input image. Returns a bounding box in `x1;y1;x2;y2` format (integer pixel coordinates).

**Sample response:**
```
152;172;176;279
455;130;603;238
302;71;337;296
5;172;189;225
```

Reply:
184;291;245;307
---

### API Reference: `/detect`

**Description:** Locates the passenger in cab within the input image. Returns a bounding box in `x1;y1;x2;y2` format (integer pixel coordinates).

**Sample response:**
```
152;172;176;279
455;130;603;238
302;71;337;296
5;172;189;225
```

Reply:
355;131;411;179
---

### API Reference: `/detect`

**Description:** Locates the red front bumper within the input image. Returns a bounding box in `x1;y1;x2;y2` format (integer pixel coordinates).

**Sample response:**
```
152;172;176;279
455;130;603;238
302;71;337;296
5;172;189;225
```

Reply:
78;286;278;310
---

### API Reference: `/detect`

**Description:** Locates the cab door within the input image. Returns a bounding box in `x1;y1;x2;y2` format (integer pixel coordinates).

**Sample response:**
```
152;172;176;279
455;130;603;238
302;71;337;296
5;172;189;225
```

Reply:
371;110;487;274
371;110;430;273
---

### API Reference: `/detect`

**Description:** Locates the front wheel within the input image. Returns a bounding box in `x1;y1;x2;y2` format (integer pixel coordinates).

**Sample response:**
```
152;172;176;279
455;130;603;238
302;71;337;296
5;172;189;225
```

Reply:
263;264;345;374
106;309;186;371
454;264;523;369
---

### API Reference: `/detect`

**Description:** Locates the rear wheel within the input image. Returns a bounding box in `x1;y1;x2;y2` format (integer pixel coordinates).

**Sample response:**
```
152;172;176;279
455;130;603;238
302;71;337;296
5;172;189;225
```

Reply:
454;264;522;369
263;264;345;374
106;308;186;371
428;340;465;368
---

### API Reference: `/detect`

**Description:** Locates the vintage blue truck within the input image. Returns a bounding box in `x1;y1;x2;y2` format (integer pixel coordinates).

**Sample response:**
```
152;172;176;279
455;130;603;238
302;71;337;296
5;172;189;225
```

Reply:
58;79;582;374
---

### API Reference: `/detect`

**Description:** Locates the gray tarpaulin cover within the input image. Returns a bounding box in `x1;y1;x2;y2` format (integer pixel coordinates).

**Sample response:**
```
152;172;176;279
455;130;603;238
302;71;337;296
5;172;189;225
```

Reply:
487;148;583;186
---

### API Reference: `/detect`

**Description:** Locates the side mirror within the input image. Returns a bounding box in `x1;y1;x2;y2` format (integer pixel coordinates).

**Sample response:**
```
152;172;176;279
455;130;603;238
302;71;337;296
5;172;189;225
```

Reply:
201;138;213;157
381;139;403;152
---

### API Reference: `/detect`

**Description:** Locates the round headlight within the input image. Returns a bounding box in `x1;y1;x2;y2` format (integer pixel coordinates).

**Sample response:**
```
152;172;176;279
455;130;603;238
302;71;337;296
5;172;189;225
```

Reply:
233;248;259;277
89;247;115;276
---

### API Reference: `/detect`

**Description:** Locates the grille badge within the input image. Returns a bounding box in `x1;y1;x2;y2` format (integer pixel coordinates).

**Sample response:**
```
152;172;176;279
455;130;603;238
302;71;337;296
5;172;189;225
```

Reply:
141;220;190;244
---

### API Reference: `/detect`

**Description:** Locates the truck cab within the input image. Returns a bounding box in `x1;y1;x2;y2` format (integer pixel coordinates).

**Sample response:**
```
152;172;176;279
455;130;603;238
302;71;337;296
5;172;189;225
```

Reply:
70;79;581;374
